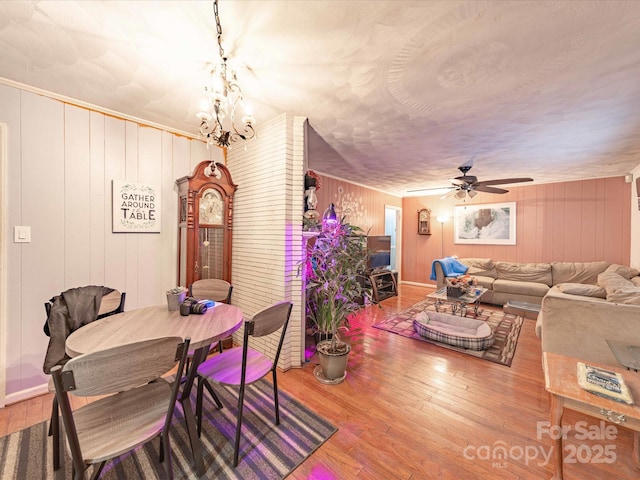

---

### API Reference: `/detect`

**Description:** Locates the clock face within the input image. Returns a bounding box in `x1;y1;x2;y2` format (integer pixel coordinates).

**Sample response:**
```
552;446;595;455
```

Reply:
419;210;429;221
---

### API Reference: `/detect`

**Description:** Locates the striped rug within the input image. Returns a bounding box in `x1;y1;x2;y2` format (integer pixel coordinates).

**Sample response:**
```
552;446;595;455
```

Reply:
372;299;524;367
0;379;336;479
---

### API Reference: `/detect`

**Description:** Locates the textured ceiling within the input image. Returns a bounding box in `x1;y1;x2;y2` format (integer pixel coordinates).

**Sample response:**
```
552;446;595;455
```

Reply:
1;1;640;196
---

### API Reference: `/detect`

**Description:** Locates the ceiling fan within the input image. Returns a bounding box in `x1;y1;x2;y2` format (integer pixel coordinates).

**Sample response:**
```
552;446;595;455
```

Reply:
409;164;533;199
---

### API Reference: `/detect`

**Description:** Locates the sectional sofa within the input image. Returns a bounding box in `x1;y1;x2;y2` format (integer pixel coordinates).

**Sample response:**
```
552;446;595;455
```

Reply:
433;257;640;366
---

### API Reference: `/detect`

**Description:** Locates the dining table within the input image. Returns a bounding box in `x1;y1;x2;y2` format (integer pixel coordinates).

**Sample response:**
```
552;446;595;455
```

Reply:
65;302;244;476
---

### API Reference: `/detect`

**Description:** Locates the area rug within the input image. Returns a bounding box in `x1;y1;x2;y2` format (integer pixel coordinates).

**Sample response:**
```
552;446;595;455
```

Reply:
0;379;336;479
372;299;523;367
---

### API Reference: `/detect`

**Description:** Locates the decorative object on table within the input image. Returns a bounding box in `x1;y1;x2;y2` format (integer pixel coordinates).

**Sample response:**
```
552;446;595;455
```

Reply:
446;275;478;297
0;378;337;480
112;180;161;233
305;219;369;383
372;298;523;367
303;171;321;227
454;202;516;245
196;0;255;148
577;362;634;404
166;286;188;311
418;208;431;235
179;297;209;316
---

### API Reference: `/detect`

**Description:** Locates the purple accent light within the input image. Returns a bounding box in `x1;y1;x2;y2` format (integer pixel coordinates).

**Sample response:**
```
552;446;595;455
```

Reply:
322;203;338;227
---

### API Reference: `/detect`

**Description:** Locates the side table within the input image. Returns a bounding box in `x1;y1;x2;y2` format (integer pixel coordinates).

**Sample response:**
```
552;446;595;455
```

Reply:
542;352;640;479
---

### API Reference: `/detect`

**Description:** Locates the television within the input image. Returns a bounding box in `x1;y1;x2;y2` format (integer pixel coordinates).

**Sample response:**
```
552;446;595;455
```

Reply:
366;235;391;271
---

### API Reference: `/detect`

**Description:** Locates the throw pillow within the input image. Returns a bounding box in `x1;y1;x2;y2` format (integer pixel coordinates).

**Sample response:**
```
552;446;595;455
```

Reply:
607;287;640;306
605;264;640;280
598;271;635;294
632;276;640;287
557;283;606;299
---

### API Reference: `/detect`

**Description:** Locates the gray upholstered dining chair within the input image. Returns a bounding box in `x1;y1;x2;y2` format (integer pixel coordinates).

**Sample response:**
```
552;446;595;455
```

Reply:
195;301;293;467
44;287;126;471
51;336;189;480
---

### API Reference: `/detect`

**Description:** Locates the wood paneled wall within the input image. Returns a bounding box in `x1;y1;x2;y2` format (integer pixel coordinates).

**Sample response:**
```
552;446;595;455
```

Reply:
1;84;216;401
402;177;632;285
312;174;402;234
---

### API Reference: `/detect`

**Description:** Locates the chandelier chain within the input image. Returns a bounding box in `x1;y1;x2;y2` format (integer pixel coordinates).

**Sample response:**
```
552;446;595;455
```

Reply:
213;0;225;59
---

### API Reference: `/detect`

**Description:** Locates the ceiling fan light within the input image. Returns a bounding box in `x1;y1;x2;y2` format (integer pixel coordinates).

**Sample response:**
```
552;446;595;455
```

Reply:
468;189;478;198
455;190;466;199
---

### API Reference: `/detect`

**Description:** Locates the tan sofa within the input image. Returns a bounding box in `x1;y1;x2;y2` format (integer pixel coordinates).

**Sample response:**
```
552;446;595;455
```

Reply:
434;258;612;306
536;267;640;366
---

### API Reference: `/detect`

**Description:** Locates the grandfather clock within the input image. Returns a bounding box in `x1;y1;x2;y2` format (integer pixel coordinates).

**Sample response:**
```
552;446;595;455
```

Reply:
176;160;237;288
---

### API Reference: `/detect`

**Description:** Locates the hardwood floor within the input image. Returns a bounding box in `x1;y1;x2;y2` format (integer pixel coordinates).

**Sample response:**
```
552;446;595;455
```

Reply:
2;283;639;479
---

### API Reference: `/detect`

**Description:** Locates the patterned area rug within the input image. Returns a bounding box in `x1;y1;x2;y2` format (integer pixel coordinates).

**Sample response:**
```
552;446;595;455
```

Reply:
0;379;336;479
372;299;524;367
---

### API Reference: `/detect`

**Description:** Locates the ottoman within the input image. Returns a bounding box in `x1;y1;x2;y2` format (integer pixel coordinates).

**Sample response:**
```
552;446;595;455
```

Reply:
413;310;495;351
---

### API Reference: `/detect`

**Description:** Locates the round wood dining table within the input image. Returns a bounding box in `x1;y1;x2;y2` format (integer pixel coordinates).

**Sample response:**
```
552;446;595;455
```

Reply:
65;302;244;476
66;303;243;357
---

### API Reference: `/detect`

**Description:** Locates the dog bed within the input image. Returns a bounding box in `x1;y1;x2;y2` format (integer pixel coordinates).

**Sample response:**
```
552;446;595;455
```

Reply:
412;310;495;350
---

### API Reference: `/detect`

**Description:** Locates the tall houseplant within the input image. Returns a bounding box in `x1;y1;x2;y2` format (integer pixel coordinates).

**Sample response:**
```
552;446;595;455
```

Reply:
306;221;369;381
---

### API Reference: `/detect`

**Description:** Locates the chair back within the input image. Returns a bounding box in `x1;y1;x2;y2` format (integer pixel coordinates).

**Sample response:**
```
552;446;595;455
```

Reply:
245;302;293;366
55;336;186;397
51;336;189;476
190;279;233;303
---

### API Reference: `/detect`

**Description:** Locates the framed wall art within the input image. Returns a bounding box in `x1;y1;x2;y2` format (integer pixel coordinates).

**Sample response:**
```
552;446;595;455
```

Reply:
112;180;161;233
454;202;516;245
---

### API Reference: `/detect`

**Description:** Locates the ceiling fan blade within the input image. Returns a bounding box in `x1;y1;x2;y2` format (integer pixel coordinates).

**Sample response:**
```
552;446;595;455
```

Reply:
450;175;477;186
474;177;533;187
474;185;509;194
406;186;454;193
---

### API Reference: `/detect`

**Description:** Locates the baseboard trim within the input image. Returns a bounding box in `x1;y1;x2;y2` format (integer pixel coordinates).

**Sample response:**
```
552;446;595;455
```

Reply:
4;383;49;406
400;280;437;288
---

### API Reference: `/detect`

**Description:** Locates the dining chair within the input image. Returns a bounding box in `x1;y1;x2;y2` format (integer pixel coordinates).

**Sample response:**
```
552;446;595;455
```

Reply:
189;278;233;304
51;336;190;480
195;301;293;467
45;288;126;471
188;278;233;360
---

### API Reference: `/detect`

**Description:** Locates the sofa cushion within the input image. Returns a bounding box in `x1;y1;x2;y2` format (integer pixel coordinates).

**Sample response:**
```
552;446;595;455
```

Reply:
632;276;640;287
460;258;498;279
470;275;495;290
598;271;634;294
598;271;640;305
551;261;610;285
605;264;640;280
493;279;550;297
495;262;552;286
557;283;606;299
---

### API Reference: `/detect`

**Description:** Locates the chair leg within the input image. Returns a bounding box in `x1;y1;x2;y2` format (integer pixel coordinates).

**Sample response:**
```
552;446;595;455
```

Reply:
163;433;173;480
51;397;61;470
89;461;106;480
233;383;246;468
196;378;204;437
202;378;223;409
272;370;280;425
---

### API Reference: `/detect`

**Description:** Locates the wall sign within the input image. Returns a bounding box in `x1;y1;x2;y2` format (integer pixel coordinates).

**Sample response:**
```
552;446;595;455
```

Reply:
112;180;161;233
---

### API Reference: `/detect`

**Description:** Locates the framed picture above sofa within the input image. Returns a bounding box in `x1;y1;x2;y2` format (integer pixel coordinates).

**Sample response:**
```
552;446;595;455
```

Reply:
454;202;516;245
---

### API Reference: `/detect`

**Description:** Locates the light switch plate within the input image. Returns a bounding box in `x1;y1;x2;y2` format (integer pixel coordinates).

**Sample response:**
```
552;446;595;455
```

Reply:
14;226;31;243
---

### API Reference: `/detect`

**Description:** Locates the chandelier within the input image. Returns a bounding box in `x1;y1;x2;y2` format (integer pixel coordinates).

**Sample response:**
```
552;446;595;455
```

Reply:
197;0;255;148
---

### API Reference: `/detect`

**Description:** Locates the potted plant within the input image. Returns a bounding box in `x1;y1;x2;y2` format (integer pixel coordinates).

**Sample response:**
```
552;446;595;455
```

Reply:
166;286;188;311
306;220;369;382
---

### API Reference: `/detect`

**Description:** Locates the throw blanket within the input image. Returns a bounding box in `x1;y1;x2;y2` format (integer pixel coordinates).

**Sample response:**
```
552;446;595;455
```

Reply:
43;285;114;374
429;257;468;281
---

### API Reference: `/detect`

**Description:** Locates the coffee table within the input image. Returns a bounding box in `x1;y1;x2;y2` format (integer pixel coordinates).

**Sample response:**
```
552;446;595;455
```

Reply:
542;352;640;479
427;286;487;316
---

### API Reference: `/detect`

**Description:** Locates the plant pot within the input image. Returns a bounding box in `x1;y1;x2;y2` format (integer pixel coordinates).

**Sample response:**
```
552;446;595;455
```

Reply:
315;340;351;383
167;292;186;311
